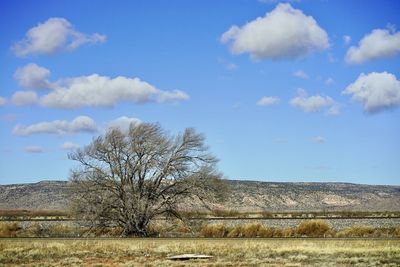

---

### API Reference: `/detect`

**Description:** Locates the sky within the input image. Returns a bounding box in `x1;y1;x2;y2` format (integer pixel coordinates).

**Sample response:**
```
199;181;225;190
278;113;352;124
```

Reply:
0;0;399;185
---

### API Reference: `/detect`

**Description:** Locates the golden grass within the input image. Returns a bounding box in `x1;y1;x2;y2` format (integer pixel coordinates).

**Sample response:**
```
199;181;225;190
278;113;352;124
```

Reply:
3;220;400;239
1;238;399;266
296;220;331;237
0;222;21;237
200;223;228;238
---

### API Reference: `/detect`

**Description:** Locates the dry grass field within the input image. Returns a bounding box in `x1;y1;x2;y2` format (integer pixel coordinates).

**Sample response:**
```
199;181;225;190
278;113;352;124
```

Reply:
1;238;399;266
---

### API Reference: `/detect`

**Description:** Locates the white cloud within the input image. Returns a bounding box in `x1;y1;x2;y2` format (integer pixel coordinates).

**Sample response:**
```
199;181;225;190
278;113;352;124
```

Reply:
12;17;106;57
220;3;329;60
256;96;280;106
40;74;189;108
13;116;98;136
11;91;38;106
325;77;334;86
345;28;400;64
290;88;334;113
107;116;142;133
155;89;190;104
60;141;80;150
343;72;400;113
24;146;44;153
13;64;189;108
311;136;326;144
293;70;308;79
14;63;51;89
0;96;6;106
259;0;300;4
343;35;351;45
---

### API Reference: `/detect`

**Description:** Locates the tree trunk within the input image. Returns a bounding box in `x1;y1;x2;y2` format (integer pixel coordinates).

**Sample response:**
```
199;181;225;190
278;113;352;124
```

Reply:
123;220;148;237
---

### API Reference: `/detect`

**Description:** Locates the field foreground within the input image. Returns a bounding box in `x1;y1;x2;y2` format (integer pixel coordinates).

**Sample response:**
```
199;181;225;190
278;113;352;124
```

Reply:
1;238;399;266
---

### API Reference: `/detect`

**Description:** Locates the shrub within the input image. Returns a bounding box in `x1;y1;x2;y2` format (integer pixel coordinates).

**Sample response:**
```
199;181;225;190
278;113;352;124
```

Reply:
227;225;242;237
258;226;275;238
394;225;400;237
243;223;268;237
0;222;21;237
272;227;294;237
175;220;190;233
336;225;375;238
281;227;295;237
227;223;276;238
273;228;285;237
200;223;228;237
296;220;331;237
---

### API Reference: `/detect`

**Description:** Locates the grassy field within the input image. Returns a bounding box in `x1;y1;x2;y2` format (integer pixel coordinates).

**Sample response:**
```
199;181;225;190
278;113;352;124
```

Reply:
1;238;399;266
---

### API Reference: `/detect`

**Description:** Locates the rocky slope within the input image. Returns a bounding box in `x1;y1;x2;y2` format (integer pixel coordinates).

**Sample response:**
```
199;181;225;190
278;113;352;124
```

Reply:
0;181;69;210
223;180;400;211
1;180;399;211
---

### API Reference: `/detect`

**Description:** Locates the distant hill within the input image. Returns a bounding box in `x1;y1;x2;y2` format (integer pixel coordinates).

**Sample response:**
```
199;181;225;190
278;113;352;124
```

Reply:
0;181;69;210
1;180;400;211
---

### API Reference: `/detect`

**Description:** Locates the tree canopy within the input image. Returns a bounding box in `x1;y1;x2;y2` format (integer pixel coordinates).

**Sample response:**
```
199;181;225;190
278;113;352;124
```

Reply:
69;123;223;236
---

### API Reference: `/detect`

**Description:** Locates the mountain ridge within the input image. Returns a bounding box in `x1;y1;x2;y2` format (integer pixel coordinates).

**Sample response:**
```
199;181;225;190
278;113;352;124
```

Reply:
1;179;399;211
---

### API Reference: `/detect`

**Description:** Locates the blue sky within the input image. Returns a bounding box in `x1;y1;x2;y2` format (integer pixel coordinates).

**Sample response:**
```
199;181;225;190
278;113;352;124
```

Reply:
0;0;399;185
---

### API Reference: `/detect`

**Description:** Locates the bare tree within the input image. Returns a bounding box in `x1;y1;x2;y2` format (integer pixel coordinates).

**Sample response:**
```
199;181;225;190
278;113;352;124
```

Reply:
69;123;222;236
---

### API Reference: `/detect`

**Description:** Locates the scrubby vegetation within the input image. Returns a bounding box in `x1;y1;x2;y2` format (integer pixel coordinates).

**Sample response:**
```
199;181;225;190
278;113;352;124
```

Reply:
3;220;398;238
1;239;399;266
0;222;21;237
296;220;331;237
199;221;400;238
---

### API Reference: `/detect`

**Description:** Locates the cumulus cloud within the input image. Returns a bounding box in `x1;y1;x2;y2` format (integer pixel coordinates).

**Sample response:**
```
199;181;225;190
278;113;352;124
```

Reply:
346;28;400;64
12;17;106;57
24;146;44;153
11;91;39;106
14;63;51;89
311;136;326;144
290;88;334;113
13;64;189;108
60;141;80;150
107;116;142;133
0;96;6;106
293;70;308;79
40;74;189;108
155;89;190;104
256;96;280;106
220;3;329;60
13;116;98;136
343;72;400;113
